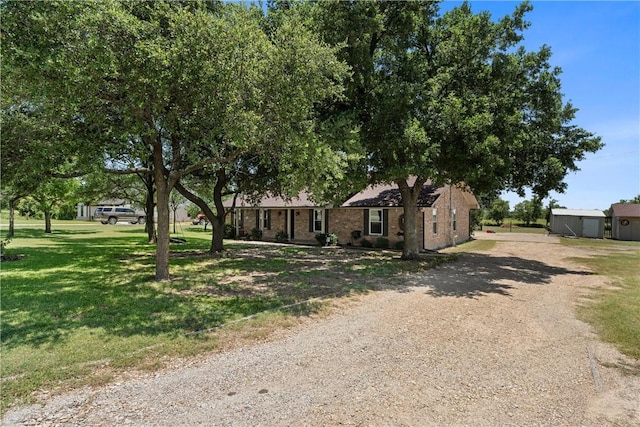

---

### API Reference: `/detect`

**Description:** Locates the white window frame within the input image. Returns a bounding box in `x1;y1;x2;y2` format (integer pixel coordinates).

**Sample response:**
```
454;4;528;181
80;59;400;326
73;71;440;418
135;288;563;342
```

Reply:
369;209;383;236
452;209;457;232
432;209;438;235
313;209;324;233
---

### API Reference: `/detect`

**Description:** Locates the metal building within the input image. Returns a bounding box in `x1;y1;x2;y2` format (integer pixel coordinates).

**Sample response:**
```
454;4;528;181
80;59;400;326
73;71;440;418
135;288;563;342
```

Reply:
549;208;606;238
610;203;640;241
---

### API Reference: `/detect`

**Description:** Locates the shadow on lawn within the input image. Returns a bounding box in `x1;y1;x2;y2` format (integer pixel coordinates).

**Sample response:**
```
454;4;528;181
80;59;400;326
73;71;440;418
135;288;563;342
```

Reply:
1;234;593;349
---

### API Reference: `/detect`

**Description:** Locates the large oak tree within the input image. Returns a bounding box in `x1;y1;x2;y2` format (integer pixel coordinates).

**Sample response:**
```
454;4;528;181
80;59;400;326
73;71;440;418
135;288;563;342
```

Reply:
308;0;602;259
3;0;348;279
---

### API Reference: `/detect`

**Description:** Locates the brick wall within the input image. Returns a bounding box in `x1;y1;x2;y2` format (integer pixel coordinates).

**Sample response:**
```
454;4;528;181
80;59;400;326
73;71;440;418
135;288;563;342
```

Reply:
423;185;473;250
229;184;475;250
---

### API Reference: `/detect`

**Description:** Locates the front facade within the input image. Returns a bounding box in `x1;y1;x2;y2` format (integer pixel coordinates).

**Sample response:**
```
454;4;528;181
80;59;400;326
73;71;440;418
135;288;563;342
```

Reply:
549;208;606;238
610;203;640;241
225;180;479;251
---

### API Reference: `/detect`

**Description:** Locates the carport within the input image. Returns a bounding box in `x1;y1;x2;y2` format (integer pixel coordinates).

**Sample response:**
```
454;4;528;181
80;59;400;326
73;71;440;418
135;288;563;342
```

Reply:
549;208;605;238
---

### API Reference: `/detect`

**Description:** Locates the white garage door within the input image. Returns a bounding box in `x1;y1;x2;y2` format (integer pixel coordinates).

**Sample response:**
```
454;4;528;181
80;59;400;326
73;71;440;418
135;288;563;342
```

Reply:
582;218;600;238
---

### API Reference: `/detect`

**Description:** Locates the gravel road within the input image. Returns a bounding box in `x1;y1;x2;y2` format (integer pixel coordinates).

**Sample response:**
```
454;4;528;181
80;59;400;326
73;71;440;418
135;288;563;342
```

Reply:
3;233;639;426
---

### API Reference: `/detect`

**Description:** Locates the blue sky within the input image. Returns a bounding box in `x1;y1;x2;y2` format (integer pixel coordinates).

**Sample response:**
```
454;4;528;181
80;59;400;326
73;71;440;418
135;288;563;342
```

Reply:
444;1;639;210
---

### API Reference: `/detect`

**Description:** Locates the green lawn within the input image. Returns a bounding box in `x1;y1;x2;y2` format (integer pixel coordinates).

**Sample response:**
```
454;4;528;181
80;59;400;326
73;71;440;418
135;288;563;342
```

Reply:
480;217;548;234
0;220;454;413
562;238;640;362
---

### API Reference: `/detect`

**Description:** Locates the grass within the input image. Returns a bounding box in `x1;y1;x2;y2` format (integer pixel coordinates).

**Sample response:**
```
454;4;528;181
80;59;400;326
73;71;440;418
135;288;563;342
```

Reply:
481;217;547;234
562;238;640;362
0;220;456;413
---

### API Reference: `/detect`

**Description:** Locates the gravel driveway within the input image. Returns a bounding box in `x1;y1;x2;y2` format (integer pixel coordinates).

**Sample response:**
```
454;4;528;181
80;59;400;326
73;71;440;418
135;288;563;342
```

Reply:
4;233;639;426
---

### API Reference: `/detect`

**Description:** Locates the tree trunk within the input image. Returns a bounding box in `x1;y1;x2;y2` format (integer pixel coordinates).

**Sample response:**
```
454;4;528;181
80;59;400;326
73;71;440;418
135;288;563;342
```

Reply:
153;145;171;281
211;215;224;253
44;209;52;234
144;176;157;243
397;178;425;260
8;197;18;238
174;181;217;250
172;208;177;235
210;169;229;253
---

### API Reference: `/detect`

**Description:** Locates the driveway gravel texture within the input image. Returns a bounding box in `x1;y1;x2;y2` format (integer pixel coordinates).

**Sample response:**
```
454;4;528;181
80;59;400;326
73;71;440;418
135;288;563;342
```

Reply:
3;233;639;426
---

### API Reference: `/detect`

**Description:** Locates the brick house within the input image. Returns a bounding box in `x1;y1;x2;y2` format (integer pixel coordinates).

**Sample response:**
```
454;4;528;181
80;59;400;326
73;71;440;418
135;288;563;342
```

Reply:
224;179;479;250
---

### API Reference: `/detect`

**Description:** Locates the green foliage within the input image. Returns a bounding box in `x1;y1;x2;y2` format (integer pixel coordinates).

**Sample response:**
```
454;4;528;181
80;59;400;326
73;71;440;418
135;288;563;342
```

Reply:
395;240;405;250
469;209;484;231
186;203;202;219
512;198;543;226
375;237;389;249
306;0;602;257
275;230;289;243
3;0;350;279
249;227;263;241
315;233;338;246
360;238;373;248
544;198;564;223
618;195;640;204
487;198;510;226
224;223;236;239
0;236;11;258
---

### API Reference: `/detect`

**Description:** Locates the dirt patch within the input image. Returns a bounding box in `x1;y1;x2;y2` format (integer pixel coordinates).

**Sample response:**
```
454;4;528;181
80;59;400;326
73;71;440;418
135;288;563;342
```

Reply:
3;234;639;426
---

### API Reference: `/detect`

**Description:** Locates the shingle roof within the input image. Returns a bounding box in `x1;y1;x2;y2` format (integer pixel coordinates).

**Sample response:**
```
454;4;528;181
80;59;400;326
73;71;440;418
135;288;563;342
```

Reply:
223;192;319;209
342;180;443;208
551;208;606;218
610;203;640;218
223;178;478;210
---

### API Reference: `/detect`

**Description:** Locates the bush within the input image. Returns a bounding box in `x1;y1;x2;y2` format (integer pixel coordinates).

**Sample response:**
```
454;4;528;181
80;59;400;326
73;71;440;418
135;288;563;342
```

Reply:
249;227;263;241
395;240;404;250
315;233;338;246
1;237;11;258
275;230;289;243
224;223;236;239
360;238;372;248
375;237;389;248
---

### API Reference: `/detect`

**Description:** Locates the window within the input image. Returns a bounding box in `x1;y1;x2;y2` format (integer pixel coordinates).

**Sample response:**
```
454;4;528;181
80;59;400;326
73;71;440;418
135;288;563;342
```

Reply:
452;209;457;232
369;209;383;235
261;210;270;230
313;209;323;232
432;209;437;234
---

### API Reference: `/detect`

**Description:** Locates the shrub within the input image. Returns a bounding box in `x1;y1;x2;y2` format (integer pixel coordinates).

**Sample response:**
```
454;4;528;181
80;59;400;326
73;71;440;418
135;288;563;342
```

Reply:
249;227;263;241
315;233;338;246
275;230;289;243
360;238;372;248
375;237;389;248
395;240;404;250
1;237;11;258
223;223;236;239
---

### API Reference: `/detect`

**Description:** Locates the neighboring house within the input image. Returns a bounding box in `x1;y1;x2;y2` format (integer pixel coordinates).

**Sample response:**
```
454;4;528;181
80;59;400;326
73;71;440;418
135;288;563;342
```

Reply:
610;203;640;241
549;208;606;238
224;179;479;251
